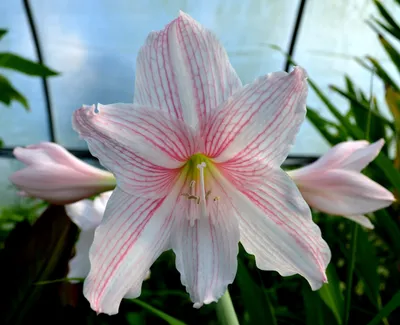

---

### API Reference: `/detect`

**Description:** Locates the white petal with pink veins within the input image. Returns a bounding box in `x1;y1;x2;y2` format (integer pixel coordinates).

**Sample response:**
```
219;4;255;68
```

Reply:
227;170;330;290
83;184;183;315
134;11;242;128
203;67;308;190
73;104;198;197
172;173;239;307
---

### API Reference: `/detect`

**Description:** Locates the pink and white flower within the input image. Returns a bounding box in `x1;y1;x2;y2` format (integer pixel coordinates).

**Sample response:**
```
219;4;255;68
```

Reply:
288;139;395;229
72;12;330;315
66;191;151;283
66;191;113;280
9;142;116;204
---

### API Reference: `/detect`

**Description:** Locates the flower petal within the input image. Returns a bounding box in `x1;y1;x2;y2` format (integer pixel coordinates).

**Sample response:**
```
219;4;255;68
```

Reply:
10;165;114;204
14;142;113;177
298;169;395;216
228;169;330;290
73;104;198;197
65;192;111;231
343;215;374;229
204;67;308;188
134;11;242;128
172;201;239;307
68;228;95;281
83;186;180;315
338;139;384;172
289;139;384;180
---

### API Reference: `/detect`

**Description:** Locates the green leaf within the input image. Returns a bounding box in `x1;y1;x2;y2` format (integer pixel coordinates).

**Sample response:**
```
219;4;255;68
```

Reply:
0;52;58;77
303;285;325;325
0;74;28;109
306;107;347;145
331;84;394;132
373;0;400;39
216;290;240;325
0;205;78;325
386;86;400;129
385;86;400;168
0;29;7;41
344;76;367;129
372;18;400;40
309;78;400;193
366;56;398;90
374;209;400;256
236;259;277;325
303;283;338;325
319;264;344;325
367;291;400;325
343;224;359;325
355;228;380;308
126;312;146;325
378;34;400;75
131;299;188;325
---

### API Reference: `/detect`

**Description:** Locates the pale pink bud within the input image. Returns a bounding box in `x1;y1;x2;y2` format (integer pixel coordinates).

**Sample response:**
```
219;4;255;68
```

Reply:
9;142;116;204
288;139;395;228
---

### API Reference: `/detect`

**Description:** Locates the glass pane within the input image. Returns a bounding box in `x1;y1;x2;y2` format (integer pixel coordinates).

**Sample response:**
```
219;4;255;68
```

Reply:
292;0;400;155
31;0;299;149
0;1;50;147
0;158;24;206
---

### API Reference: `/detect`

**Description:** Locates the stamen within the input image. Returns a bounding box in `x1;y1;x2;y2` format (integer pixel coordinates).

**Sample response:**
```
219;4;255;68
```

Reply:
197;162;208;218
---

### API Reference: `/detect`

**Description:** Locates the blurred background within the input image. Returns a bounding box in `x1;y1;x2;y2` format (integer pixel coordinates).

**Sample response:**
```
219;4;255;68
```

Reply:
1;1;400;324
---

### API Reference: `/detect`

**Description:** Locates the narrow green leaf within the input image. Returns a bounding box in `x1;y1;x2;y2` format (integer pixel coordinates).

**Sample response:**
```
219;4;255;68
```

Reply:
131;299;187;325
236;259;277;325
367;291;400;325
0;52;58;77
306;107;347;145
303;283;338;325
0;74;28;109
366;56;398;90
374;209;400;256
373;0;400;37
330;85;394;131
372;18;400;40
309;79;400;193
369;97;387;143
303;285;325;325
355;228;380;307
319;264;344;325
378;34;400;75
0;29;7;41
126;312;146;325
34;277;84;285
343;224;359;325
0;205;78;325
216;290;240;325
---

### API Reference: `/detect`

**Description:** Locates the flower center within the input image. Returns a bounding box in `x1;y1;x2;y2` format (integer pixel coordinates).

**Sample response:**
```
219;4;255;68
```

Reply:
180;154;220;224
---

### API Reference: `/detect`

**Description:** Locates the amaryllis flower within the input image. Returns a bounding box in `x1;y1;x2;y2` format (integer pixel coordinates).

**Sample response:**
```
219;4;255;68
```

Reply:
66;192;151;282
9;142;116;204
73;11;330;315
66;191;113;280
288;139;395;229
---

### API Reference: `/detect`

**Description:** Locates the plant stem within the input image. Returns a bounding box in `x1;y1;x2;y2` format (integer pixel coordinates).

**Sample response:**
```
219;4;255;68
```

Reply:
216;289;240;325
343;223;359;325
